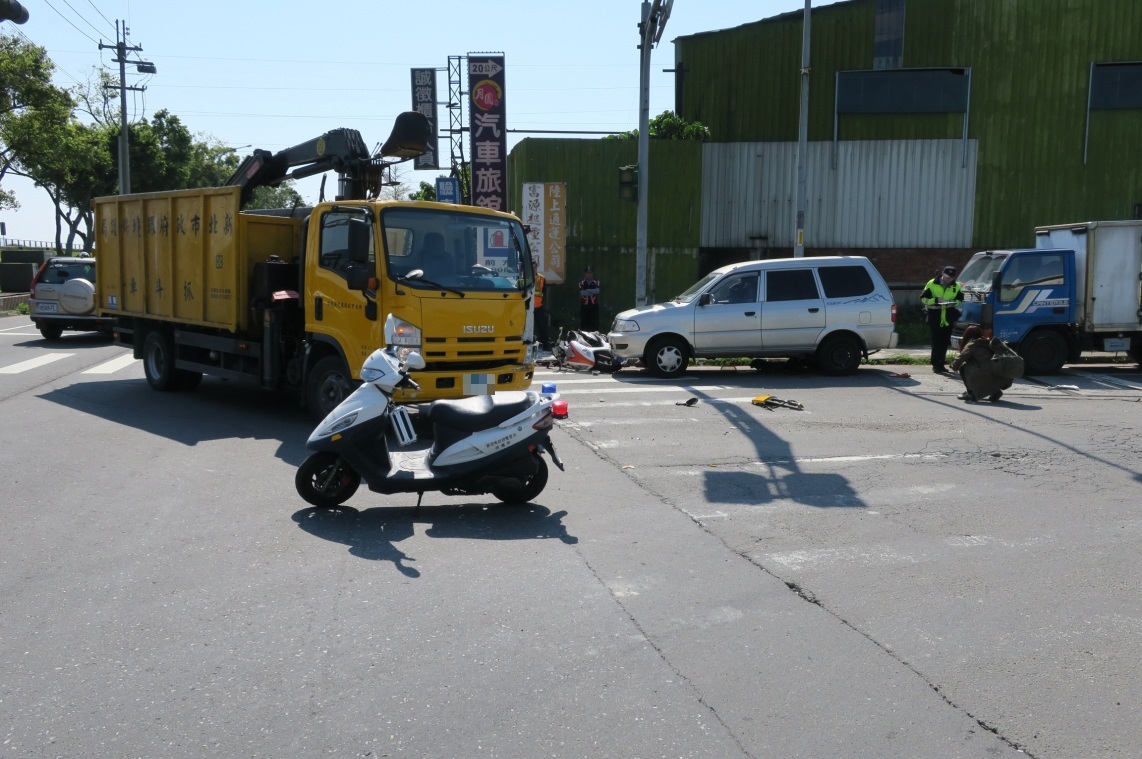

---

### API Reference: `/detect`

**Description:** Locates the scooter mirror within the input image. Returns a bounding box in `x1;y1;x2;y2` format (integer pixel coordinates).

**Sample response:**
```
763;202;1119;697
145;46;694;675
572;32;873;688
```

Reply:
404;351;426;371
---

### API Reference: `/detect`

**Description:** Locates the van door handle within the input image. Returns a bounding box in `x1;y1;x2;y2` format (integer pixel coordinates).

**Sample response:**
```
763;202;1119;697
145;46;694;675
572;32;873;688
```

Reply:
808;307;820;313
744;311;756;317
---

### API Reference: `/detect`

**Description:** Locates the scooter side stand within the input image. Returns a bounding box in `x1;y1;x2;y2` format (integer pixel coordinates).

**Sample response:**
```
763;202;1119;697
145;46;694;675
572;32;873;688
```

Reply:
537;439;565;471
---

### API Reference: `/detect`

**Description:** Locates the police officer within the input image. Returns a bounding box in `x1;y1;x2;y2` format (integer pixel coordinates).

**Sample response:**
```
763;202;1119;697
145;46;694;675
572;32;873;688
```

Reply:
921;265;964;373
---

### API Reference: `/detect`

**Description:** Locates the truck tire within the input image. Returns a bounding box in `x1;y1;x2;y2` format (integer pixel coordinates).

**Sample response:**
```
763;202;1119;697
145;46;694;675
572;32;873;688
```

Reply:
143;331;177;391
1018;330;1067;375
307;355;354;421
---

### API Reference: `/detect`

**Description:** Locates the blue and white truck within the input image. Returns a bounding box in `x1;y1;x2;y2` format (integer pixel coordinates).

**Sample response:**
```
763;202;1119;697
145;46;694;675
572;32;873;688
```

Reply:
953;221;1142;374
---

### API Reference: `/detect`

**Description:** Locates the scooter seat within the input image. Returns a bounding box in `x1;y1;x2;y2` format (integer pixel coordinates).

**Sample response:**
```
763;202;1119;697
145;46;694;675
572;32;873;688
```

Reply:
426;391;536;433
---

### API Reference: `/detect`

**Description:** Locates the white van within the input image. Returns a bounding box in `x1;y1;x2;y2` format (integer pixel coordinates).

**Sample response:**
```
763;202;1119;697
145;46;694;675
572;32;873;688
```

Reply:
607;256;899;377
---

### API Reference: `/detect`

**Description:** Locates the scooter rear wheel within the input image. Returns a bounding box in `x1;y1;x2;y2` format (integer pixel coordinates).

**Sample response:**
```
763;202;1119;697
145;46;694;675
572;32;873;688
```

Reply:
493;454;549;504
296;452;361;508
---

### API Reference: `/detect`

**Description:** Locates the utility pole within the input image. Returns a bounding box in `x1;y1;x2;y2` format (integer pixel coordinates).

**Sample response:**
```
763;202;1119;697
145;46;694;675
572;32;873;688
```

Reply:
635;0;672;308
99;21;156;195
794;0;811;257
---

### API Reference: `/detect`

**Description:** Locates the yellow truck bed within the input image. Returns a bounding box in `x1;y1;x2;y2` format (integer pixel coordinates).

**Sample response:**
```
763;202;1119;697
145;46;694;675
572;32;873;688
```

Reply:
95;186;301;333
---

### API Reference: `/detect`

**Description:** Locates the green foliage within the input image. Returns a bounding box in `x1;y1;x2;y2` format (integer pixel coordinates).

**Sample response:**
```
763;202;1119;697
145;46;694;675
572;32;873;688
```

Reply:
407;180;435;201
248;182;305;210
16;302;28;315
604;110;712;142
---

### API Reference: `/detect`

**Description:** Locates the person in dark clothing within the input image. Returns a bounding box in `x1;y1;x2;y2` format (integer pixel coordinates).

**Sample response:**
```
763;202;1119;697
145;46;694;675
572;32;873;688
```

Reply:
578;266;601;332
921;265;964;373
532;257;550;350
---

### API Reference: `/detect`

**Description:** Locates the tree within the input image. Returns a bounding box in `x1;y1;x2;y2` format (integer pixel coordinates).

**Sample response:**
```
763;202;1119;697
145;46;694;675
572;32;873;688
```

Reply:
248;182;305;210
603;110;711;142
408;180;435;201
0;33;72;211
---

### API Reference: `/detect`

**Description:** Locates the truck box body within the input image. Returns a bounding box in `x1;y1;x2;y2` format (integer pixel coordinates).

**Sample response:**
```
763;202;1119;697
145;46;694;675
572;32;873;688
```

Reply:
95;186;300;333
1034;221;1142;333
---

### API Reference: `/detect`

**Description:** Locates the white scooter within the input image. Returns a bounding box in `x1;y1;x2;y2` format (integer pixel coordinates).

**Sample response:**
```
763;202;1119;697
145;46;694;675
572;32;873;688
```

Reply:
296;316;567;508
549;327;623;373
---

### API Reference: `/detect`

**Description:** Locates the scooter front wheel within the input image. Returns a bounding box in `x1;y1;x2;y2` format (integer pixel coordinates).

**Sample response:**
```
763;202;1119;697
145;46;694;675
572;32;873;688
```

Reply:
494;454;549;504
296;452;361;508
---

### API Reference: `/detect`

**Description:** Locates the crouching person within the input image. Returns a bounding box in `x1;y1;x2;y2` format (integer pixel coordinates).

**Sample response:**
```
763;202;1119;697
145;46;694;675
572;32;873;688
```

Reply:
951;325;1017;402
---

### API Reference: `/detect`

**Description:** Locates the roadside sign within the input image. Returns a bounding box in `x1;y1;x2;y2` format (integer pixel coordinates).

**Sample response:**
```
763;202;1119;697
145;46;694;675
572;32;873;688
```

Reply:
436;177;461;204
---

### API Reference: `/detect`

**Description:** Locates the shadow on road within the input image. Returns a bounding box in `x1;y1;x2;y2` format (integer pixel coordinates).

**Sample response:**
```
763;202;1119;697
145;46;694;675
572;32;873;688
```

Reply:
38;376;312;464
292;502;578;576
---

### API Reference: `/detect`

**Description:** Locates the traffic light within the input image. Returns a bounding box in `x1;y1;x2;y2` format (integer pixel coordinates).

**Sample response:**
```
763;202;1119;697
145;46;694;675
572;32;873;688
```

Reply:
0;0;28;24
618;165;638;201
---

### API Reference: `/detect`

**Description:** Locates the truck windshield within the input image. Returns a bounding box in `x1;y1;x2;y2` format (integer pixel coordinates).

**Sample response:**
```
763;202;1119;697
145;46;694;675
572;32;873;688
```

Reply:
959;252;1008;292
381;207;532;292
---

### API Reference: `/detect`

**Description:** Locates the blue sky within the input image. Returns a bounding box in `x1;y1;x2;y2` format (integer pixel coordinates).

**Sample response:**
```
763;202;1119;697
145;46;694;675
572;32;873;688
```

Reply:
3;0;843;243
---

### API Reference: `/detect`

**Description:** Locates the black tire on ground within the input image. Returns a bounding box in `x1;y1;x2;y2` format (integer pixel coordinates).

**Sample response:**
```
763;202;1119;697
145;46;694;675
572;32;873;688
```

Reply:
1018;330;1067;375
1128;345;1142;367
143;331;177;391
493;454;549;504
816;333;863;376
644;336;689;378
174;370;203;391
38;323;63;341
306;355;354;421
295;452;361;508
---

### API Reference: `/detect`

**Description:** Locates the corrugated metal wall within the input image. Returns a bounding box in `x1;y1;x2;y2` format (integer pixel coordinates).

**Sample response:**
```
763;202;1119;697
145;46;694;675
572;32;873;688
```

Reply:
675;0;1142;248
508;138;704;327
701;139;977;248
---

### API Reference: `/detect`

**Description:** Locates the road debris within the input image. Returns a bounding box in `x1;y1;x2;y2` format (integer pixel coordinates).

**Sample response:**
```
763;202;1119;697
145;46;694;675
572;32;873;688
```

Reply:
676;397;699;407
751;395;805;411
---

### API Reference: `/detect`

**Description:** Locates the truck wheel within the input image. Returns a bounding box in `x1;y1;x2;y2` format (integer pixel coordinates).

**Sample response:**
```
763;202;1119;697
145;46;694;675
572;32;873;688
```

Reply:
307;356;353;421
1129;345;1142;366
143;331;177;391
38;323;63;341
1019;330;1067;375
816;333;863;376
295;452;360;508
645;336;689;378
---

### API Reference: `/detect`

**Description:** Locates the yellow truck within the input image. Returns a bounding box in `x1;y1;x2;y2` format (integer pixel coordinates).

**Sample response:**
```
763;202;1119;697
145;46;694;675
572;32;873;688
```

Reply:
94;114;538;419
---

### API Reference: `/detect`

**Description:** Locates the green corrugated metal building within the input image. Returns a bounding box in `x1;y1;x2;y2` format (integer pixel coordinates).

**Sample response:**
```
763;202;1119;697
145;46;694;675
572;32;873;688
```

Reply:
509;0;1142;325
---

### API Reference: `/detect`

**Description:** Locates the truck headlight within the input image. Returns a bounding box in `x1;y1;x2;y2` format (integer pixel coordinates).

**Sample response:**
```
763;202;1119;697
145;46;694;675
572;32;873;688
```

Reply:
612;319;640;333
389;317;422;349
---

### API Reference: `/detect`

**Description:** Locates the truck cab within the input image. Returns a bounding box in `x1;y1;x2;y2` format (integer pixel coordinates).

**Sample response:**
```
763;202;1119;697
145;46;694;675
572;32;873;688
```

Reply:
954;248;1078;374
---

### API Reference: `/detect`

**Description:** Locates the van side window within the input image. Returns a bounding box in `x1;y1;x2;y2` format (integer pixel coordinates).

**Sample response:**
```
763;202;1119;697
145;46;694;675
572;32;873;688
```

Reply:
765;269;820;302
818;265;874;298
709;273;758;304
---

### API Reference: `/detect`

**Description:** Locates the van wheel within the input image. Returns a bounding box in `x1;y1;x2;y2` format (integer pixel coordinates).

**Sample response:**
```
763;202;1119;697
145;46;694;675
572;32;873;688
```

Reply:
143;331;177;391
817;333;863;376
38;324;63;341
307;356;354;421
1019;330;1067;375
645;336;689;378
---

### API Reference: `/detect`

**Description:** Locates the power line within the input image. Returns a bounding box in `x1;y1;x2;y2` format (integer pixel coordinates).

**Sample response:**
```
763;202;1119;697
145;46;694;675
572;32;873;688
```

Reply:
83;0;113;31
39;0;98;44
57;0;112;39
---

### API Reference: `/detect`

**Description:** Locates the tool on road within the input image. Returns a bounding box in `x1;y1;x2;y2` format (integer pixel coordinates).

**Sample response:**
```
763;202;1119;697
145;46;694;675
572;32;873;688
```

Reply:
751;395;804;411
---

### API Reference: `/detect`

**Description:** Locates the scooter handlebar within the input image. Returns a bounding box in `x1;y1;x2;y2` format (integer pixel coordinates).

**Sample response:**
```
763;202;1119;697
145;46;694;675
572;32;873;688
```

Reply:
398;372;420;391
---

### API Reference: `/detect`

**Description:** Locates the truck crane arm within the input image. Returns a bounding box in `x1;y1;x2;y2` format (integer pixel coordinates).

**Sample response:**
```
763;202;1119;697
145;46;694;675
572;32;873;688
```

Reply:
226;112;433;206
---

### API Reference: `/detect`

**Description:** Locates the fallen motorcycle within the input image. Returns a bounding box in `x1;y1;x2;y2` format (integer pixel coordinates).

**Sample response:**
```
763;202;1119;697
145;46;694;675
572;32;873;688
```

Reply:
548;327;623;373
296;316;567;508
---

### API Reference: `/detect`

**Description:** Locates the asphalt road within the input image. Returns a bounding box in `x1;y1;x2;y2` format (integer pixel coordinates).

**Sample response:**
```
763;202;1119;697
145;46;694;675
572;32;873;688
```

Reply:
2;317;1141;758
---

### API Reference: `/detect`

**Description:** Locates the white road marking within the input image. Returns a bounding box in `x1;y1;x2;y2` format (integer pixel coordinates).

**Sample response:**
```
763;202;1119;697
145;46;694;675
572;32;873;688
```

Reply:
0;353;74;373
82;353;137;374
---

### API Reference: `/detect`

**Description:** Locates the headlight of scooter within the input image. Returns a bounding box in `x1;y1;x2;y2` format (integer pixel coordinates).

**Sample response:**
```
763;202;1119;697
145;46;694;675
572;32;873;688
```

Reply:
360;367;385;382
322;411;358;436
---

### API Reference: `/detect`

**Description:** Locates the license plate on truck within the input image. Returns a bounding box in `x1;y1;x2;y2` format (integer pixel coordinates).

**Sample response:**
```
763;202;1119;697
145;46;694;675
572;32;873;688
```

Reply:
36;302;58;313
463;373;496;395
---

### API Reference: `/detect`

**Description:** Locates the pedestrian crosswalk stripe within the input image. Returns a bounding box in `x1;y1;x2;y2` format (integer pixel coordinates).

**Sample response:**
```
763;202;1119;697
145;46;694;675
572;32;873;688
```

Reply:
0;353;74;374
82;353;137;374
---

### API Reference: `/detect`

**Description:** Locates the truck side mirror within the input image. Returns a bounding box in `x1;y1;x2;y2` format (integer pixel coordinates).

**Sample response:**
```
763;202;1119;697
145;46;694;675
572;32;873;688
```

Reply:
347;217;370;264
346;268;371;291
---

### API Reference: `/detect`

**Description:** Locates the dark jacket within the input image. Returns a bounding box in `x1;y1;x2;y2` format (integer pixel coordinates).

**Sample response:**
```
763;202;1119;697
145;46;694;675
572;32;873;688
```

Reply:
951;337;1014;397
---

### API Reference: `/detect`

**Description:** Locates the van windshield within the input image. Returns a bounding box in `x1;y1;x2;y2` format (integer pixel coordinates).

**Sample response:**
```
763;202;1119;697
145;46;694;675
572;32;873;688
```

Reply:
674;272;722;303
959;253;1008;292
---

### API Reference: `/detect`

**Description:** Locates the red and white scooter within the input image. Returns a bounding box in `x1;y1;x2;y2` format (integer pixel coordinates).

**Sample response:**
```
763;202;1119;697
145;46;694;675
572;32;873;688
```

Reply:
548;327;624;373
